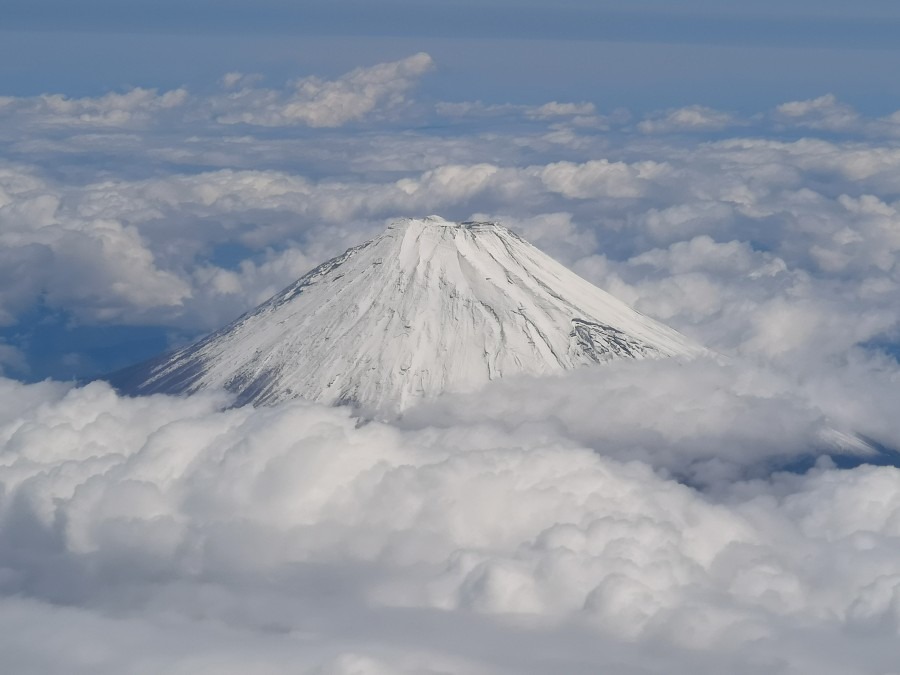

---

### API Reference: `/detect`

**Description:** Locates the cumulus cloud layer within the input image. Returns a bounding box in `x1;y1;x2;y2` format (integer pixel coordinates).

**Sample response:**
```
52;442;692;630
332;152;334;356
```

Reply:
1;374;900;673
4;133;899;372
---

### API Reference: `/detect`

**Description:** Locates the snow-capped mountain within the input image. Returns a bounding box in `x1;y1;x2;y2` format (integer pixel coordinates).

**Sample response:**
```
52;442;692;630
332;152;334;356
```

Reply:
111;216;705;414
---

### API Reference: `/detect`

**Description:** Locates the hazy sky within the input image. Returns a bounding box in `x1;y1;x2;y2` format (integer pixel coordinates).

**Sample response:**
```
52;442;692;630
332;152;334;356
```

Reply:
5;0;900;111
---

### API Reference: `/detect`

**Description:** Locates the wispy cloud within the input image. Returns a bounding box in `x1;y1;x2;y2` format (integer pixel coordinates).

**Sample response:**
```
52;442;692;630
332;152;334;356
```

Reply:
638;104;738;134
212;52;434;127
0;53;434;131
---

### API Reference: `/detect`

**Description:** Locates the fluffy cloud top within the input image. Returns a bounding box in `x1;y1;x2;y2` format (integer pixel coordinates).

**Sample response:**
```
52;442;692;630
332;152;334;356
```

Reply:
1;370;900;673
0;165;190;325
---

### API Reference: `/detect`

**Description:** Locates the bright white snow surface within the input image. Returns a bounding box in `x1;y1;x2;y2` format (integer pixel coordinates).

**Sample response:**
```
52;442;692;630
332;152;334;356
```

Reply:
118;216;703;414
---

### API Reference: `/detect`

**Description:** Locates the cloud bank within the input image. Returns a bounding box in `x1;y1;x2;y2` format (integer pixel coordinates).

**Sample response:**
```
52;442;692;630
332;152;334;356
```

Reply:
1;371;900;673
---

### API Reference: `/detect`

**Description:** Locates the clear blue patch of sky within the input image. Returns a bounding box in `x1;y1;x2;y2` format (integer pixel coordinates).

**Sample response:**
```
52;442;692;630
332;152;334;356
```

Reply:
208;241;257;270
861;337;900;363
0;306;177;382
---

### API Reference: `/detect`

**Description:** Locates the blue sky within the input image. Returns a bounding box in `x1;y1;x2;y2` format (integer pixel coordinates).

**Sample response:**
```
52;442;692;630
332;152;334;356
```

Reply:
5;1;900;111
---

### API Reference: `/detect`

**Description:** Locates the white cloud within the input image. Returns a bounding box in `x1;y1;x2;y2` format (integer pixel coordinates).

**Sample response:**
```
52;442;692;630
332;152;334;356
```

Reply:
404;354;900;484
576;228;897;367
219;71;263;90
214;53;435;127
526;101;597;118
0;165;190;325
774;93;861;132
0;373;899;672
0;54;433;132
0;87;188;129
540;159;670;199
638;105;736;134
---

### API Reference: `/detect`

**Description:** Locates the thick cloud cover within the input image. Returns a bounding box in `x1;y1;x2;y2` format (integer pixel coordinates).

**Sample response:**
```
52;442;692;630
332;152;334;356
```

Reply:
2;373;900;673
3;52;900;672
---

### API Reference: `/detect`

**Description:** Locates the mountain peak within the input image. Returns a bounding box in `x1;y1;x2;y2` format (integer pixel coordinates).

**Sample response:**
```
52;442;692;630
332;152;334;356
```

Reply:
391;214;459;227
111;217;705;415
387;216;508;237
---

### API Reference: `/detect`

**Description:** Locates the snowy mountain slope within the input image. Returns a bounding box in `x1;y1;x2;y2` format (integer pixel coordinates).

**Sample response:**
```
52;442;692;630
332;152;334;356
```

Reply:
111;216;706;414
